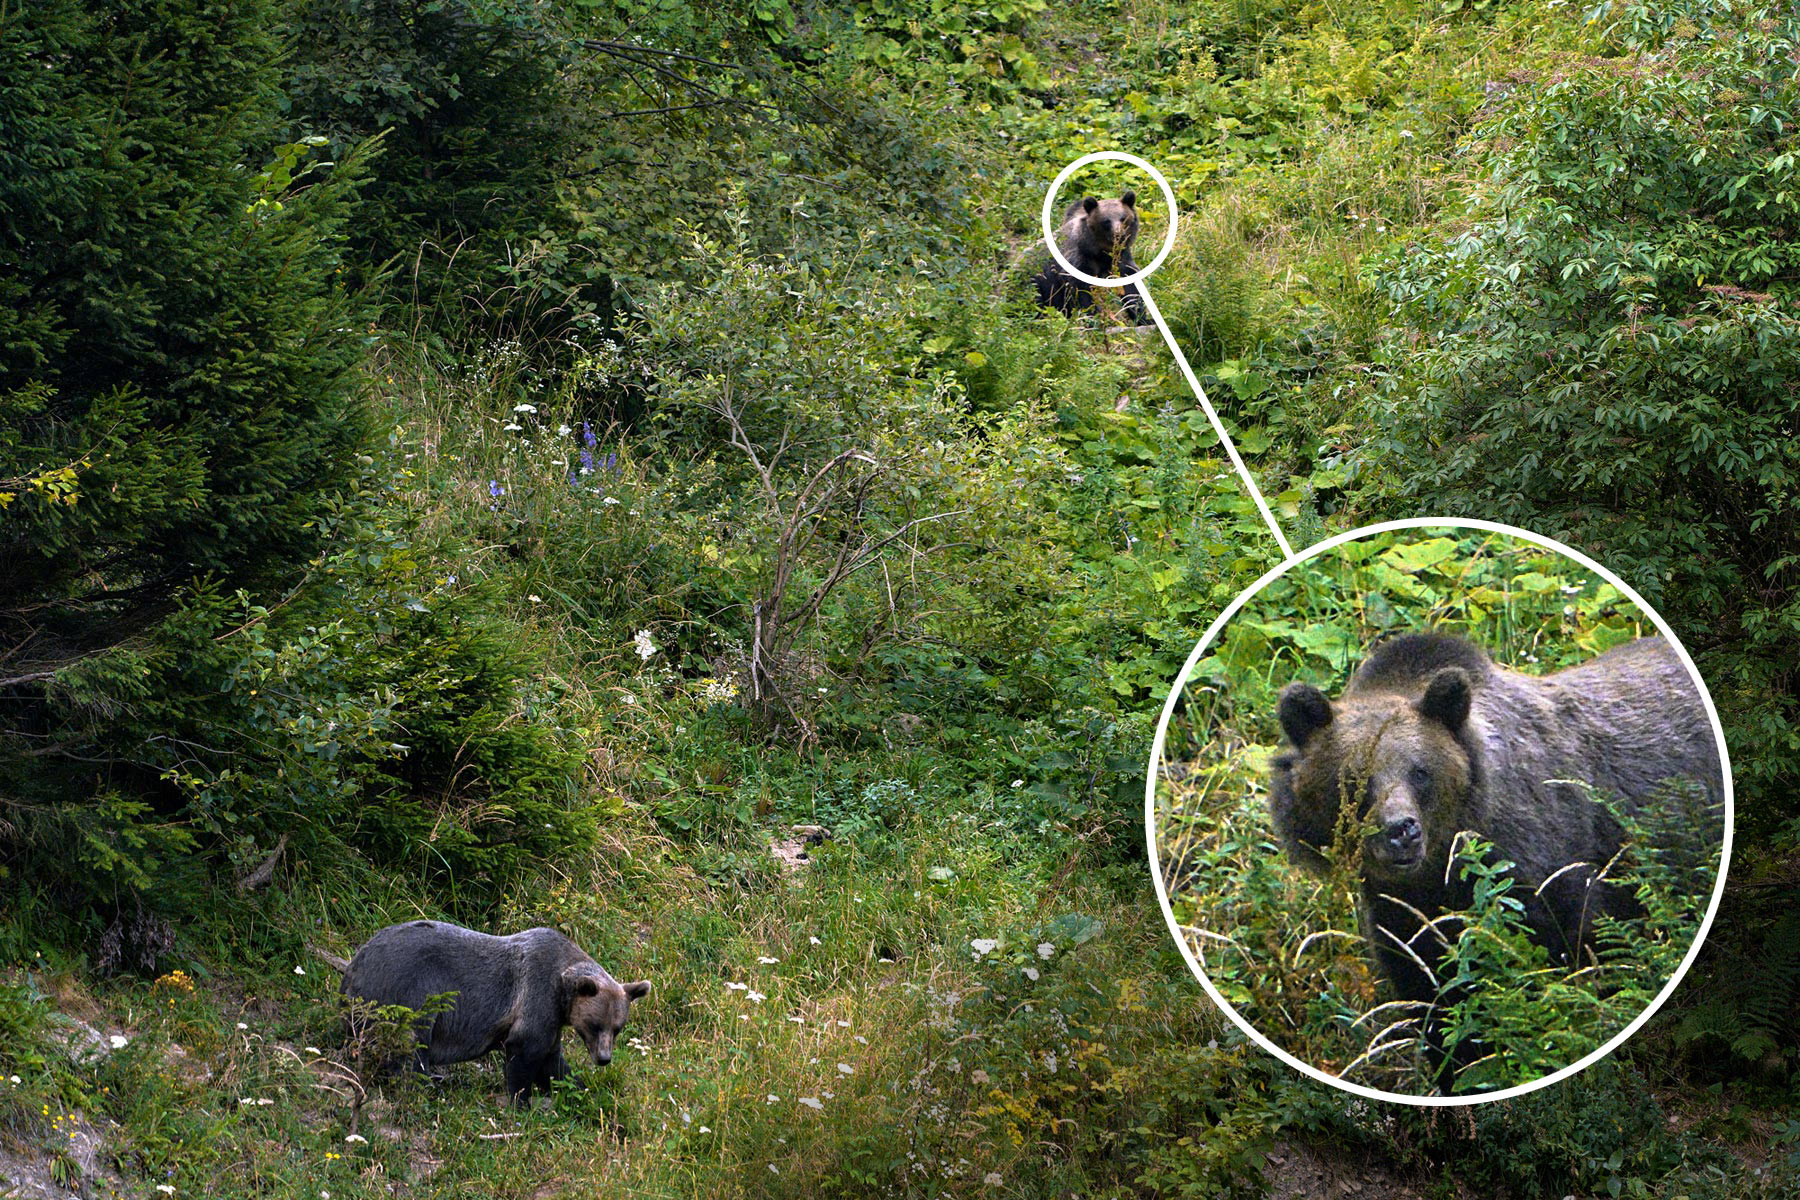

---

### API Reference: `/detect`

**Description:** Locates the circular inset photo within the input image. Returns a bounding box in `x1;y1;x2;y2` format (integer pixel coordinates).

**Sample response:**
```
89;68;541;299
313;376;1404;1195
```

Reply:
1147;520;1731;1103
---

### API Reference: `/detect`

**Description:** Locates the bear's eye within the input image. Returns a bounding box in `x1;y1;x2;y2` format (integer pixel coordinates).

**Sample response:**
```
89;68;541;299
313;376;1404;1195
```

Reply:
1407;764;1432;793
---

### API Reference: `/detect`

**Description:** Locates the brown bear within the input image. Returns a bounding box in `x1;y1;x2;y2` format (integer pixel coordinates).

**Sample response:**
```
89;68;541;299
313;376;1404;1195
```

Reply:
343;920;650;1108
1032;193;1148;322
1269;632;1721;1084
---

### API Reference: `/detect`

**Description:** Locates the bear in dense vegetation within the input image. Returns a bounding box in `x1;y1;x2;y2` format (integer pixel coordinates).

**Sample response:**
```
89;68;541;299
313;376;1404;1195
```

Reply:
1268;632;1722;1082
1032;193;1148;322
344;920;650;1108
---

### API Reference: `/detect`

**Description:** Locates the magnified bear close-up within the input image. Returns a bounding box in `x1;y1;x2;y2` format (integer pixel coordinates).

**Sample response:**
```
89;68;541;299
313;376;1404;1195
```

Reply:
1269;631;1724;1087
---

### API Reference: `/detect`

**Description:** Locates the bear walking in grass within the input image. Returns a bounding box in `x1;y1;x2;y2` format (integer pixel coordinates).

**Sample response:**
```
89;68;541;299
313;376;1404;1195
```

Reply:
344;920;650;1109
1032;192;1148;322
1268;632;1721;1083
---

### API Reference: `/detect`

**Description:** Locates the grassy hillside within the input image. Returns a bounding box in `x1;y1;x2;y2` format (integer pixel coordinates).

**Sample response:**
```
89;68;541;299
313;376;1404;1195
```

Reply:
1;0;1795;1197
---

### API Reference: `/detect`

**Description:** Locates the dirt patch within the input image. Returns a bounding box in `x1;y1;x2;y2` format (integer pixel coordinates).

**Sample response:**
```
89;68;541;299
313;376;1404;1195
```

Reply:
1262;1138;1437;1200
770;825;831;874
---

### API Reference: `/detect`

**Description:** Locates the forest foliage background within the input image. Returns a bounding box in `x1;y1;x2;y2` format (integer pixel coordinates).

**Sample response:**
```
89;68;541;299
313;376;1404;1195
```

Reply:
0;0;1796;1196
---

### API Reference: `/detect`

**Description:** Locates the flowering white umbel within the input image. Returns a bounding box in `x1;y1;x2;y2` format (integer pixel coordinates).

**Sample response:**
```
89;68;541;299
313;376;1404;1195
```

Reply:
969;938;998;958
633;629;657;661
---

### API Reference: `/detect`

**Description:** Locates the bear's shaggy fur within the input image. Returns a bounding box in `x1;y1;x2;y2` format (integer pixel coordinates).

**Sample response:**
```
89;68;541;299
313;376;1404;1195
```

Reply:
1032;193;1147;321
344;920;650;1108
1269;632;1721;1081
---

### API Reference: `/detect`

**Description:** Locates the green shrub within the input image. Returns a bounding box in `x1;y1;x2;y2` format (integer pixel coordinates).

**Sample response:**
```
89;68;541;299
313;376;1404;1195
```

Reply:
1353;5;1800;836
283;0;604;336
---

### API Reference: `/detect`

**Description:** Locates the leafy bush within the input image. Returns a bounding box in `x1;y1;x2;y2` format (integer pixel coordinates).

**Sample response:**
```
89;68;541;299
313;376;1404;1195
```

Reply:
1352;4;1800;837
283;0;602;336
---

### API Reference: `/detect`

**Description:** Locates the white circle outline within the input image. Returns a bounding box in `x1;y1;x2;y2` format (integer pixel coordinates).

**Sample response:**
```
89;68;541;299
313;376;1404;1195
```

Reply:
1041;151;1179;289
1144;516;1735;1107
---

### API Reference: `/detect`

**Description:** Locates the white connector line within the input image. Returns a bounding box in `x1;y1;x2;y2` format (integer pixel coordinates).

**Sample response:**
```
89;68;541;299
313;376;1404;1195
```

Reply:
1136;285;1293;561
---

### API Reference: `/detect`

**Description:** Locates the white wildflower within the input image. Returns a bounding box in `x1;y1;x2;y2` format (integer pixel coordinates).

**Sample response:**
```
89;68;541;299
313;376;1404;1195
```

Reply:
633;629;657;660
757;956;779;965
108;1034;128;1049
1036;943;1054;959
971;1069;990;1085
984;1173;1002;1186
294;965;306;975
836;1063;854;1075
799;1097;823;1110
1024;967;1039;981
970;938;998;958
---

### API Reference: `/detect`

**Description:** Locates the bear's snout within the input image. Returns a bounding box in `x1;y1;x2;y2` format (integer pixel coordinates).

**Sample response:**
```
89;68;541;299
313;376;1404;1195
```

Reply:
1382;815;1423;863
1365;801;1426;873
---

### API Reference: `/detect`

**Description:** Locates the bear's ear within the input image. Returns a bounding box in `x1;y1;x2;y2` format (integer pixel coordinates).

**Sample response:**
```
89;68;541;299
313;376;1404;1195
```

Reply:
1121;191;1136;208
1278;682;1332;749
1418;667;1472;731
1082;197;1100;215
624;979;651;1002
562;965;602;998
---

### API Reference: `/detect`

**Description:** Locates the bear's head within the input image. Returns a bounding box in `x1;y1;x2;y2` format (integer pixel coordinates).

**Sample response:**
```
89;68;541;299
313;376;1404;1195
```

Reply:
561;966;651;1066
1268;666;1475;884
1073;193;1139;271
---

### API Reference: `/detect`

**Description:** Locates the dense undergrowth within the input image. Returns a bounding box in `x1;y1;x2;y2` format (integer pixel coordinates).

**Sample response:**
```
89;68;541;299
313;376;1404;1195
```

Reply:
2;0;1796;1196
